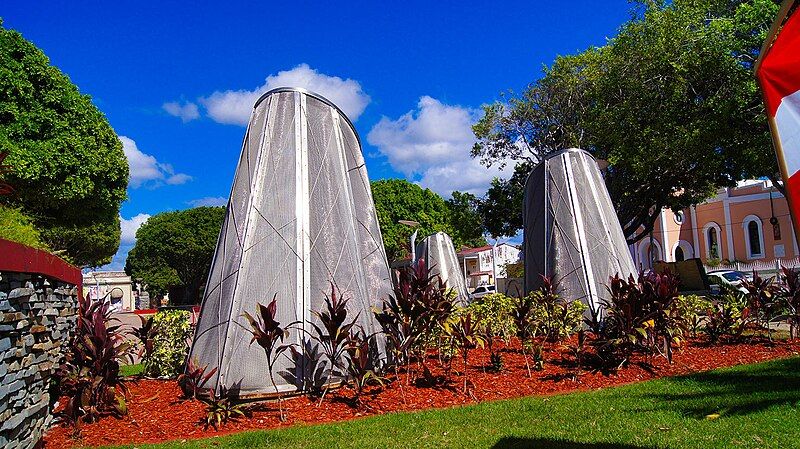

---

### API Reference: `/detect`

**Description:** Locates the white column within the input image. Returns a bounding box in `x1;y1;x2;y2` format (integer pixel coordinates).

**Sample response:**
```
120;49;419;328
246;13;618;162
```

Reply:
660;209;670;262
722;196;735;261
690;206;700;259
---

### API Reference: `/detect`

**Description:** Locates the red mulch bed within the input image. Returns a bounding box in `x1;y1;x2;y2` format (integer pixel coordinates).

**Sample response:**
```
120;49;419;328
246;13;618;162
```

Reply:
44;337;800;448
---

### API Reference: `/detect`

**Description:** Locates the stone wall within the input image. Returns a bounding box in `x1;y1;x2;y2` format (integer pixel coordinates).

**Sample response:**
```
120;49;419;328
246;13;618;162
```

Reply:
0;272;78;449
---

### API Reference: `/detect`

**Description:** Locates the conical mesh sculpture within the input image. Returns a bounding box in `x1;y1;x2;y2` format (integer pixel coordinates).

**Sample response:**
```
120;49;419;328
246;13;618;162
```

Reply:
414;232;469;304
523;148;636;322
189;88;393;397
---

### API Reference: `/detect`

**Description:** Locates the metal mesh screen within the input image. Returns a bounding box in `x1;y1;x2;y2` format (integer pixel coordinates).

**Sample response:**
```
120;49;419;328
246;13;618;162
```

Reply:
415;232;469;304
189;88;392;397
523;148;636;322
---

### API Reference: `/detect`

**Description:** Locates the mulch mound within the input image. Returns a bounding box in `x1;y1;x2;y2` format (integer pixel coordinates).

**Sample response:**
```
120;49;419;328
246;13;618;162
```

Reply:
44;337;800;448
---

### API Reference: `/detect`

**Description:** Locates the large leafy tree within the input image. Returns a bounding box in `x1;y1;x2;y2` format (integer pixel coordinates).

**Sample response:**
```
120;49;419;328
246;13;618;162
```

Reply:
472;0;780;243
0;22;128;266
371;179;457;262
125;207;225;304
446;191;487;248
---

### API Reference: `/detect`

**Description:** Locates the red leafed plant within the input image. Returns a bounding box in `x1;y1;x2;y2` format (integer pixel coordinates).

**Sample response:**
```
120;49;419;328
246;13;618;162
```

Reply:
177;358;217;401
55;294;132;433
243;294;293;420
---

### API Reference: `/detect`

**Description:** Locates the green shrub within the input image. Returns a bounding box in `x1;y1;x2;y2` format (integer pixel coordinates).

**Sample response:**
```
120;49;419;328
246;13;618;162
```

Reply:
703;291;747;343
0;206;48;250
144;310;191;378
525;277;586;342
671;294;711;337
460;293;516;341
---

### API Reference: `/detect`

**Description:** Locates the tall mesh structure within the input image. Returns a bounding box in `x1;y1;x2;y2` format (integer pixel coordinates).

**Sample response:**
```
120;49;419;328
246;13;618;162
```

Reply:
523;148;636;322
414;232;469;304
189;88;393;397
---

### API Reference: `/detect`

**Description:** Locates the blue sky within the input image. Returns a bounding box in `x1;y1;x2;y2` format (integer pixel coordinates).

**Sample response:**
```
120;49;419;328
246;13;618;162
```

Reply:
2;1;632;269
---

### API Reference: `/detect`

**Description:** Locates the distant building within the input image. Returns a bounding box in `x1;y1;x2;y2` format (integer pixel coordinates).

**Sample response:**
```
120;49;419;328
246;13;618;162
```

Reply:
82;271;135;312
633;179;798;270
457;244;521;289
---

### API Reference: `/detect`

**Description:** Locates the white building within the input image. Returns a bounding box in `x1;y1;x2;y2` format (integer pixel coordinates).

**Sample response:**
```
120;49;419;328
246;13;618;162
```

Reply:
457;244;521;290
82;271;135;312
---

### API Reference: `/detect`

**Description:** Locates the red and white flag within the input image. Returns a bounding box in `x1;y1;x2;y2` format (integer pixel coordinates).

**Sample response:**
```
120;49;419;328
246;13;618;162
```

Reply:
757;2;800;228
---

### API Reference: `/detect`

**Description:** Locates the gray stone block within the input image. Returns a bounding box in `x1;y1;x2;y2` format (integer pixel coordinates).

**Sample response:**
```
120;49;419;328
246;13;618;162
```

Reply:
7;288;34;300
0;338;10;352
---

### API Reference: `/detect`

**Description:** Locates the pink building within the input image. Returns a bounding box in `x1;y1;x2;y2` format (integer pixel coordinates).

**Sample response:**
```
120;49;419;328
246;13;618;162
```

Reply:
632;179;799;270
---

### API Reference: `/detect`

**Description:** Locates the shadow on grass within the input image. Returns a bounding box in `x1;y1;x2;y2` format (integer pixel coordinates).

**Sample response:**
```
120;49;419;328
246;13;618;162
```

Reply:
636;356;800;419
491;437;655;449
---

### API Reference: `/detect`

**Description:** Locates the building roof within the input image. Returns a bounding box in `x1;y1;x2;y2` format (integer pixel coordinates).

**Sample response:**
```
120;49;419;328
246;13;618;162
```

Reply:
457;245;493;256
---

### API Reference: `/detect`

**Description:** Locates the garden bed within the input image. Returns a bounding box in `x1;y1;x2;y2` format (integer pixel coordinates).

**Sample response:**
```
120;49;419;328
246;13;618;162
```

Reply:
44;336;800;449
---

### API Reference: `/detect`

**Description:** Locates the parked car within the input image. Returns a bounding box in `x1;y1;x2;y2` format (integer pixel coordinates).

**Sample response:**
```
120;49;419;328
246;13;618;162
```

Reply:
470;284;496;301
706;270;750;295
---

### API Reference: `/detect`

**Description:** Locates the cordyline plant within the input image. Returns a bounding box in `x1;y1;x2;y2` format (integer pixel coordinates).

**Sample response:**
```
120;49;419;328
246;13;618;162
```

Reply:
177;358;217;401
443;312;486;394
309;283;359;404
200;384;248;430
596;271;683;369
344;330;385;405
511;291;539;377
703;291;747;344
373;258;453;382
779;267;800;339
131;314;156;373
55;294;132;432
741;271;780;341
243;295;293;420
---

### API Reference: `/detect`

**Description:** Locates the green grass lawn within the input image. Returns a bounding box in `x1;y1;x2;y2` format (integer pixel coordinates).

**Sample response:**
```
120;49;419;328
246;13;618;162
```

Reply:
107;357;800;449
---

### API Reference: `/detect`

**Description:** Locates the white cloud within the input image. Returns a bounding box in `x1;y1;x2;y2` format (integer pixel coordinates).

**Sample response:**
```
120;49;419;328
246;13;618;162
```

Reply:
367;96;505;196
188;196;228;207
98;213;150;271
120;213;151;244
196;64;370;126
120;136;192;188
162;101;200;122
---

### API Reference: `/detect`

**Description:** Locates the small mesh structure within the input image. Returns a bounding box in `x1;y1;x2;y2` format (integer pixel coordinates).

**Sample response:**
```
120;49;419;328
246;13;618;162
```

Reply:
523;148;636;321
414;232;469;304
189;88;393;397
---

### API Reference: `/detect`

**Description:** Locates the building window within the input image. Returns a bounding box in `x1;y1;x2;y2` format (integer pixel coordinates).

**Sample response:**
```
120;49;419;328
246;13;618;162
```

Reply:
675;246;685;262
674;211;684;225
743;215;765;259
703;222;721;260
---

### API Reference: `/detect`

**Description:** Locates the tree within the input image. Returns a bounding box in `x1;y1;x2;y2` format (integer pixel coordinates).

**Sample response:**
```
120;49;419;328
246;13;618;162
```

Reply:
371;179;456;262
445;191;487;248
472;0;780;244
0;23;128;266
478;163;530;239
125;207;225;304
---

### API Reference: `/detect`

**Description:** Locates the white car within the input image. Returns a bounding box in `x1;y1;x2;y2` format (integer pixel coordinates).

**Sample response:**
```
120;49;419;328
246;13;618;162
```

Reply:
706;270;750;295
470;285;496;301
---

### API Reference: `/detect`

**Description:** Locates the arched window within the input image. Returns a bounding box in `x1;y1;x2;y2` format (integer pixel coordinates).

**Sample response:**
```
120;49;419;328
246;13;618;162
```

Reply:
703;222;722;260
743;215;765;259
675;246;685;262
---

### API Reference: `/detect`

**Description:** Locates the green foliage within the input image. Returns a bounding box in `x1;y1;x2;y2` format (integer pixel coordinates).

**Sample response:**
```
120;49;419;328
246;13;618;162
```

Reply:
460;292;516;341
370;179;458;261
704;291;748;343
200;386;248;430
471;0;780;243
445;191;487;248
527;282;586;342
477;163;529;239
672;294;712;337
125;207;224;303
0;24;128;266
143;310;191;378
0;205;48;250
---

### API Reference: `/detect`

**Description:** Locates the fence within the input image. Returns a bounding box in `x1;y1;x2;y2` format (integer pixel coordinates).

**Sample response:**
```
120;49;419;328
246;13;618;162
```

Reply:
703;257;800;277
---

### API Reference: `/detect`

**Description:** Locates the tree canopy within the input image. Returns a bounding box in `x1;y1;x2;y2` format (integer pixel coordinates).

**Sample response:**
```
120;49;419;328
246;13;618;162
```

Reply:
472;0;780;243
0;23;128;266
371;179;485;262
125;207;225;304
